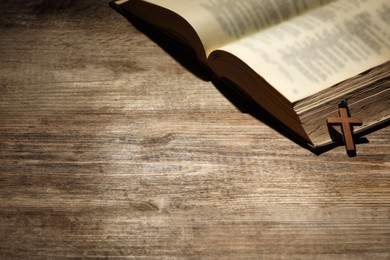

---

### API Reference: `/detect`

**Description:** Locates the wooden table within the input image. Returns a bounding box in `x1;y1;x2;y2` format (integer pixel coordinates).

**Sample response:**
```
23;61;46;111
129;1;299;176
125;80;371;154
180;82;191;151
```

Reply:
1;1;389;258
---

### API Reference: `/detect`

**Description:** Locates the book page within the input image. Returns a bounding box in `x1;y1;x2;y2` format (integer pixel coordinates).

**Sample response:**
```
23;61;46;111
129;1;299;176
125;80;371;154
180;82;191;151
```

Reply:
216;0;390;102
145;0;334;56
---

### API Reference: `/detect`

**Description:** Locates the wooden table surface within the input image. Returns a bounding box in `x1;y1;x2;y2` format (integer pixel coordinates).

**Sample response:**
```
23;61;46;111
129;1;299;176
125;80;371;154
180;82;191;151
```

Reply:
1;1;389;258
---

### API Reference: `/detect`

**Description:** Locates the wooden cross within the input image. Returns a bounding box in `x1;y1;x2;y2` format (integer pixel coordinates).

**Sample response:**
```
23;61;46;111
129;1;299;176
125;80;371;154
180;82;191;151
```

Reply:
327;100;363;153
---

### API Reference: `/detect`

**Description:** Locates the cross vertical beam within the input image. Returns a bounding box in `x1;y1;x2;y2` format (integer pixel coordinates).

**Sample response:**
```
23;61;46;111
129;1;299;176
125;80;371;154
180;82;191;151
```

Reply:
327;100;363;153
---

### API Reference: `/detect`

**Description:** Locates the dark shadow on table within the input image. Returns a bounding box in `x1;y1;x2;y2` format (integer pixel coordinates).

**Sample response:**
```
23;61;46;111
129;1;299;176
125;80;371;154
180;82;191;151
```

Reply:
110;3;389;156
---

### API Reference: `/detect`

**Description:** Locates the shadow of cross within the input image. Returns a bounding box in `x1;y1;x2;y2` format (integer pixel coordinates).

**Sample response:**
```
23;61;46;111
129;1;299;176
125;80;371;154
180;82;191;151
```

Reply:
327;100;363;154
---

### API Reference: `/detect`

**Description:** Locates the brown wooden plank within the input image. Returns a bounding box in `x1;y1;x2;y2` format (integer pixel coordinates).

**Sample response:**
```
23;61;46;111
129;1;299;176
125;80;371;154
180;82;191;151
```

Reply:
0;1;389;258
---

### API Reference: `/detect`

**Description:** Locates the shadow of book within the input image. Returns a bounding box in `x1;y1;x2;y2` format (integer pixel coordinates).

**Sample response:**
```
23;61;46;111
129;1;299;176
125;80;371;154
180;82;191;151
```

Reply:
110;3;389;156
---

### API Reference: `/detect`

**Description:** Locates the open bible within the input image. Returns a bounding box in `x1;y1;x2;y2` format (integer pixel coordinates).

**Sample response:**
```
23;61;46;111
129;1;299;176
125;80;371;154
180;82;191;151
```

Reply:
111;0;390;148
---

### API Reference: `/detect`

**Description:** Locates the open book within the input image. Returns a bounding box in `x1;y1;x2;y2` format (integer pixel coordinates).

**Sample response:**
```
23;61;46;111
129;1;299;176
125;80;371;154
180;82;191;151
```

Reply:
111;0;390;148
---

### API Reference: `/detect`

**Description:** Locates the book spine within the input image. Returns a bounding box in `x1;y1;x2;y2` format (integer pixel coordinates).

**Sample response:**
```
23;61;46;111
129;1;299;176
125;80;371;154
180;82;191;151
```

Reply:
109;0;129;16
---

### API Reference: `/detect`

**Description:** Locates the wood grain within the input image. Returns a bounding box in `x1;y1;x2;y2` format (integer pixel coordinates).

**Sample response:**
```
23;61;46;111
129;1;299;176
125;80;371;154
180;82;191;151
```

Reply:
0;1;389;258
